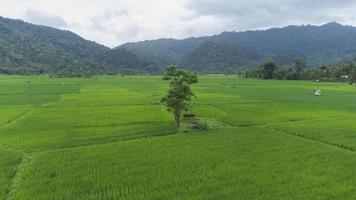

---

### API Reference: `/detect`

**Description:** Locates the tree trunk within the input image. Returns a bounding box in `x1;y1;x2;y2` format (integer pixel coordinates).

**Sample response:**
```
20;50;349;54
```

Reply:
174;105;181;128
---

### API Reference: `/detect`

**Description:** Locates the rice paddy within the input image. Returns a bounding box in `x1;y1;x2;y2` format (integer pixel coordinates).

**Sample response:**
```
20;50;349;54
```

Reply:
1;75;356;199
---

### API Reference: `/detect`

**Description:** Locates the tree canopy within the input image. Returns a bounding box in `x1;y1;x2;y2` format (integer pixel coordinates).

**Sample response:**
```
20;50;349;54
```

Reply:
260;60;278;79
161;66;198;127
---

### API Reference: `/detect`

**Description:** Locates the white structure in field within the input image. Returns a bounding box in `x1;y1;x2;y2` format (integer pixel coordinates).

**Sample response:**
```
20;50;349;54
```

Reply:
315;90;322;96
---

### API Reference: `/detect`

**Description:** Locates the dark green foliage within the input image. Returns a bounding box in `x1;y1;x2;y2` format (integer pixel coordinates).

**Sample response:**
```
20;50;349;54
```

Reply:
190;119;209;131
274;67;290;80
161;66;198;127
294;59;306;80
181;41;259;73
0;17;159;74
120;38;206;64
50;73;94;78
4;16;356;74
239;59;356;81
0;17;109;74
260;60;278;79
120;22;356;72
97;48;159;73
182;114;209;131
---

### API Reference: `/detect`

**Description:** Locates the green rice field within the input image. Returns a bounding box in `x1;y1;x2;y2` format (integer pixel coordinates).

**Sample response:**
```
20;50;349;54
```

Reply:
1;75;356;199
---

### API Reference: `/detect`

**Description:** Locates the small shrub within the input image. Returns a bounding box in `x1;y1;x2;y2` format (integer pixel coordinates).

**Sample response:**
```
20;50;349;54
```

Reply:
191;120;209;131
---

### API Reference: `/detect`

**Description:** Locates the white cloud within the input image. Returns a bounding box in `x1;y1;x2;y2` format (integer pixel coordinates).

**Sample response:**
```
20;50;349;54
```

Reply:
0;0;356;47
183;0;356;30
25;9;68;28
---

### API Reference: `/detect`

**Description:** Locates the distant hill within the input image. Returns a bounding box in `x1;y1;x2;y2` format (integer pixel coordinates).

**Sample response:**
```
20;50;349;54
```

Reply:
0;17;156;74
120;22;356;72
181;41;259;73
0;17;106;73
119;38;206;64
97;48;158;73
2;16;356;74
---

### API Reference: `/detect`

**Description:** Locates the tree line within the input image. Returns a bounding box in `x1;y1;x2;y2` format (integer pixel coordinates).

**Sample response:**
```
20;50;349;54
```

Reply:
237;59;356;82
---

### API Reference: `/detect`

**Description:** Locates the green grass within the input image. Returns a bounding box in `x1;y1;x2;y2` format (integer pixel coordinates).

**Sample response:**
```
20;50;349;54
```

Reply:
0;146;22;200
1;75;356;199
10;128;356;200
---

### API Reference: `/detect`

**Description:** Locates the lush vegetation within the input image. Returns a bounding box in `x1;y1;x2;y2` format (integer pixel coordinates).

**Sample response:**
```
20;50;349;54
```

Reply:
181;41;258;73
121;22;356;72
239;58;356;82
161;66;198;127
1;75;356;199
4;16;356;75
0;17;107;74
0;17;157;74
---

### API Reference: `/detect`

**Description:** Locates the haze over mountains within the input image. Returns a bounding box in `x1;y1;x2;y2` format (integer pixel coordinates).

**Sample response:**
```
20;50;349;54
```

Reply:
1;16;356;74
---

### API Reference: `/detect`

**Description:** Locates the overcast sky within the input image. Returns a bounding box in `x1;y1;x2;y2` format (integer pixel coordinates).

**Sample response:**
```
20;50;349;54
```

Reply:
0;0;355;47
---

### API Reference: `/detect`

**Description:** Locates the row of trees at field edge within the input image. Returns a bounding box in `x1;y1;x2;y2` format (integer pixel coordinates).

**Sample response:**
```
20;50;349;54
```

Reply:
237;59;356;82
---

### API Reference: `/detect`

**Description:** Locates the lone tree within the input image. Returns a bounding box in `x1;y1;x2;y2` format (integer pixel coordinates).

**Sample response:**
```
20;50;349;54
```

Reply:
294;58;305;80
161;66;198;127
260;60;278;79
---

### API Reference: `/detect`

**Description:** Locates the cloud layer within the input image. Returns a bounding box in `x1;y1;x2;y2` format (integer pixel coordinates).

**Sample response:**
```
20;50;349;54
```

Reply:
184;0;356;30
0;0;355;47
25;9;68;28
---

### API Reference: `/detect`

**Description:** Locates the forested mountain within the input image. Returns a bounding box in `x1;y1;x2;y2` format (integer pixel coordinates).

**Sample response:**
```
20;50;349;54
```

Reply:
120;38;206;64
208;22;356;66
0;17;106;73
2;15;356;74
0;17;155;74
121;22;356;72
97;48;158;73
181;41;259;73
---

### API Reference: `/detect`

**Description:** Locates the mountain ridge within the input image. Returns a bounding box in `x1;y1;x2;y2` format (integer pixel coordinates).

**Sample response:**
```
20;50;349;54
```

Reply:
1;16;356;74
119;21;356;72
0;16;157;74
